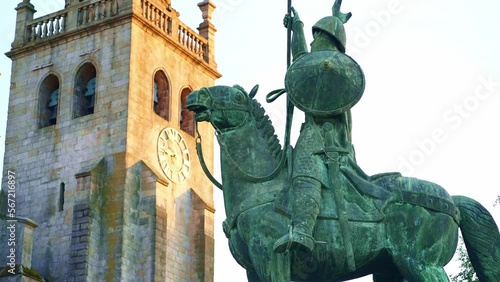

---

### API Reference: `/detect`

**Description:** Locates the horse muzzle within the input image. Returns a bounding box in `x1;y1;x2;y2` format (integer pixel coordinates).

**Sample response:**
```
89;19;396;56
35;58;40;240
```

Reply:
186;90;211;122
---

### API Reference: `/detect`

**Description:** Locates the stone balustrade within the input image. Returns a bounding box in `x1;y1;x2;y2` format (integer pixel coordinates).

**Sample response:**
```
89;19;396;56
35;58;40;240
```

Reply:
25;10;68;42
140;0;173;35
18;0;210;64
140;0;208;62
77;0;120;26
177;23;207;61
24;0;120;43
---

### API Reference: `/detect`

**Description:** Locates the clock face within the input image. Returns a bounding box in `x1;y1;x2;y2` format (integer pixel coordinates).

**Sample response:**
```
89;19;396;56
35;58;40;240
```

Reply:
157;128;191;183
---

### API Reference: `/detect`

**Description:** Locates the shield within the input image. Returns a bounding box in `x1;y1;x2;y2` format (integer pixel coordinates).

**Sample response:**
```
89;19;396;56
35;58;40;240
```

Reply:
285;50;365;116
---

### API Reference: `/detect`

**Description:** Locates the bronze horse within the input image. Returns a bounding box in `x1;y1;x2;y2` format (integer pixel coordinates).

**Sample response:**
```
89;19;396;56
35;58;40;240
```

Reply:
187;85;500;282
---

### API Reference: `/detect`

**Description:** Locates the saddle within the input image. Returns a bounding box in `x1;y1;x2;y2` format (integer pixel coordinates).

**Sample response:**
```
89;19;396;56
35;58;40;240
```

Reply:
274;169;460;224
222;170;460;238
274;169;398;223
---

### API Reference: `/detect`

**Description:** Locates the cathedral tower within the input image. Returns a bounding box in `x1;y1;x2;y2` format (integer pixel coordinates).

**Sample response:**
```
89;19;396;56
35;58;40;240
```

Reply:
1;0;220;281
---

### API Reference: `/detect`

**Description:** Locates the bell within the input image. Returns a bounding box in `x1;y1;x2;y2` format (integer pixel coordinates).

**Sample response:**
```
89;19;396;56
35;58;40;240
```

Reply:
48;88;59;107
87;94;95;112
153;82;159;103
49;106;57;125
84;77;96;97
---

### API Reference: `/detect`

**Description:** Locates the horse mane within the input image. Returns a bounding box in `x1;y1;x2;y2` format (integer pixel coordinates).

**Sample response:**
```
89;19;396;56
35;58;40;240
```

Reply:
250;98;283;161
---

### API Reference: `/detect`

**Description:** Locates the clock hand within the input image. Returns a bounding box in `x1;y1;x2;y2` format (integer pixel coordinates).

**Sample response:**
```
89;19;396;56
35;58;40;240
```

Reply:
162;148;176;157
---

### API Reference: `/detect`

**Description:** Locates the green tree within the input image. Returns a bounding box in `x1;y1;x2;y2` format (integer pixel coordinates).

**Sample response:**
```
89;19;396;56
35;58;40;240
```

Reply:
450;236;478;282
450;197;499;282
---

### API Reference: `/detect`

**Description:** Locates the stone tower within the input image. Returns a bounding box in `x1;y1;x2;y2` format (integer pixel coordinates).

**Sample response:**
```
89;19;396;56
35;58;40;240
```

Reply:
1;0;220;281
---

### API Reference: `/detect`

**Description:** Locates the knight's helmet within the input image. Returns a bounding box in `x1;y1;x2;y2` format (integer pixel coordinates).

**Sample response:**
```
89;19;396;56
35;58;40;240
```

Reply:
312;0;352;53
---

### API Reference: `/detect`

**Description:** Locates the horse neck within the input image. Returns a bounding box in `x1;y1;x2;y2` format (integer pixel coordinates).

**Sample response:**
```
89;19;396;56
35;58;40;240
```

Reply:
218;119;284;218
219;121;280;177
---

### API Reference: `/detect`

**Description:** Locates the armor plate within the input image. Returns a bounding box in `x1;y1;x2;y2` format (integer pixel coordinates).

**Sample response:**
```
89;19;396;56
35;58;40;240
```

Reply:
285;50;365;116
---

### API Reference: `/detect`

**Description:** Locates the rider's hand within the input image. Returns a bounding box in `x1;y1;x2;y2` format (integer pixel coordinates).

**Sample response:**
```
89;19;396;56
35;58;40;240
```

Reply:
283;7;300;28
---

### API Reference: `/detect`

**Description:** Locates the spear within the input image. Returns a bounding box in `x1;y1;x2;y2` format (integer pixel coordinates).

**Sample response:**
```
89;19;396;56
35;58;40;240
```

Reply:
265;0;294;175
286;0;292;68
284;0;293;170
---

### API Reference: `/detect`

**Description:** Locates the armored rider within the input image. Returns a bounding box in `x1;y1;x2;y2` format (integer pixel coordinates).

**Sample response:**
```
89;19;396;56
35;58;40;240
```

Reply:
274;0;370;253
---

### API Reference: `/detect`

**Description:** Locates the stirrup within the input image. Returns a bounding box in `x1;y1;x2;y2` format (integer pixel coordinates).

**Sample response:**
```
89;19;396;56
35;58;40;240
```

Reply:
273;225;324;253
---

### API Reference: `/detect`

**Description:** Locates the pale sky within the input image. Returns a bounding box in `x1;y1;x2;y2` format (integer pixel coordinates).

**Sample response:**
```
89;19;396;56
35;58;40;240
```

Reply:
1;0;500;281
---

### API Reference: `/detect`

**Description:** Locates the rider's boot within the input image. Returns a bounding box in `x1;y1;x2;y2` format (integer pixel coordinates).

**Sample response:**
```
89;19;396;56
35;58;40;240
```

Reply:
273;177;321;253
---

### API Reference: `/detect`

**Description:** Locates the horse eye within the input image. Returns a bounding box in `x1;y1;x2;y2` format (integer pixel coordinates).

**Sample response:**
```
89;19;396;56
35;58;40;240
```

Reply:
199;90;209;100
234;94;245;103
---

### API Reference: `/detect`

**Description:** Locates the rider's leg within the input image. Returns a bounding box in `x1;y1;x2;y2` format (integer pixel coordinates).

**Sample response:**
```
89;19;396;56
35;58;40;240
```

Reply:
274;176;321;253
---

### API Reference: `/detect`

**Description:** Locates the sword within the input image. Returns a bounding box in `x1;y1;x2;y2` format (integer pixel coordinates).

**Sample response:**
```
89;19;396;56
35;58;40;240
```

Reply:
322;122;356;272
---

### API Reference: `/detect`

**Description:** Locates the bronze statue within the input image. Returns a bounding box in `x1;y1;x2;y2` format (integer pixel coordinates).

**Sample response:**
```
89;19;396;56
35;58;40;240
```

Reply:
273;3;367;255
187;0;500;281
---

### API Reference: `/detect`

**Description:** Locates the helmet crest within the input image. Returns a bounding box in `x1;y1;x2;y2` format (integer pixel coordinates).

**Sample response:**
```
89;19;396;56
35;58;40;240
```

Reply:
333;0;352;24
312;0;352;52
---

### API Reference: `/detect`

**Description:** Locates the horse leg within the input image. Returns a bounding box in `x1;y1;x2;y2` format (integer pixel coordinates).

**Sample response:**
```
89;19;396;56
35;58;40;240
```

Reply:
270;252;291;282
247;269;263;282
394;257;449;282
372;272;404;282
385;202;457;282
247;236;291;282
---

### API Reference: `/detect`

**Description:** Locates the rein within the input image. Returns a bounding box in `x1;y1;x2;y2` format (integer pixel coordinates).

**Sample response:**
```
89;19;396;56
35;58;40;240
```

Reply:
194;87;293;189
196;123;223;190
195;1;296;189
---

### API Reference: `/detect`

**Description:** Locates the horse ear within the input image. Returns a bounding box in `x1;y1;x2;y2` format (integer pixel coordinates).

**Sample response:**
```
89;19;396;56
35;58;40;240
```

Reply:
249;84;259;98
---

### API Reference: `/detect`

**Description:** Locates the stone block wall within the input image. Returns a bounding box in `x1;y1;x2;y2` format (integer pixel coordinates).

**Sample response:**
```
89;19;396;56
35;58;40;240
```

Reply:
3;16;133;280
69;203;90;281
2;0;218;281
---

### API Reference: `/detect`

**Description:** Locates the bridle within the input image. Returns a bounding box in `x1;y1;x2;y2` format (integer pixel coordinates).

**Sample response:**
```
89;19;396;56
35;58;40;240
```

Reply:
194;86;291;190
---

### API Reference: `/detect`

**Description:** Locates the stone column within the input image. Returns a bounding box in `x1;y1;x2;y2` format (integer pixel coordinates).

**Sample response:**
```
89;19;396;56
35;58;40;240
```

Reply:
197;1;217;67
15;217;38;269
11;0;36;48
0;216;41;281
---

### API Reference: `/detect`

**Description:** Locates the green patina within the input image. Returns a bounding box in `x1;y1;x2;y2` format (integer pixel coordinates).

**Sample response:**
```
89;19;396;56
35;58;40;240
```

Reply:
186;1;500;281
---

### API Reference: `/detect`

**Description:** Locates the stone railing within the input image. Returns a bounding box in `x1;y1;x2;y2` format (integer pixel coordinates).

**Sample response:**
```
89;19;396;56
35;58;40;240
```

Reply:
23;0;121;44
25;10;68;42
19;0;209;64
140;0;207;62
140;0;173;35
77;0;121;26
177;22;207;61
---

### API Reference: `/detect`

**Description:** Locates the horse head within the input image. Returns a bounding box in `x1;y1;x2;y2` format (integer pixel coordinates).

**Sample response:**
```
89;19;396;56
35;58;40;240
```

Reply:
186;84;259;133
187;84;283;181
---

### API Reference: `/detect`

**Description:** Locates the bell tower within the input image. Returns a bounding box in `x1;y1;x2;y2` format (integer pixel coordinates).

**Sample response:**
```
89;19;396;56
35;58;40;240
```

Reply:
1;0;220;281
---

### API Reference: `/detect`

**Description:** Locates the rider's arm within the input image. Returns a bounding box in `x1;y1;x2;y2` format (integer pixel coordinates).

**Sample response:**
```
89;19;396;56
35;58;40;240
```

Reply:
285;8;308;61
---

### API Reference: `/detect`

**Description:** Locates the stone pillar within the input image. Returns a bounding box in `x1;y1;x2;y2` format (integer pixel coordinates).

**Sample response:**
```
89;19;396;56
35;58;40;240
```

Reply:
16;217;38;269
203;207;215;282
64;0;81;32
66;0;82;6
0;216;41;281
197;1;217;67
11;0;36;48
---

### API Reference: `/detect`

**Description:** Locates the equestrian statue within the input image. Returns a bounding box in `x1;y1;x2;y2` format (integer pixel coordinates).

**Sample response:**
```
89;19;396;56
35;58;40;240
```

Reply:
186;1;500;281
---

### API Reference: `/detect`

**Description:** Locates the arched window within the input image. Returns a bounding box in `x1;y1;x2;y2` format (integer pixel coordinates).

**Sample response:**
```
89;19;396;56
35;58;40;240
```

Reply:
73;62;97;118
180;87;195;136
153;70;170;120
39;74;60;127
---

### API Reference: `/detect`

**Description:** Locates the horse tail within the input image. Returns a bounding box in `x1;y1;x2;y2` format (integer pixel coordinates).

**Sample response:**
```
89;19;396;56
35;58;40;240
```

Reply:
452;195;500;282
